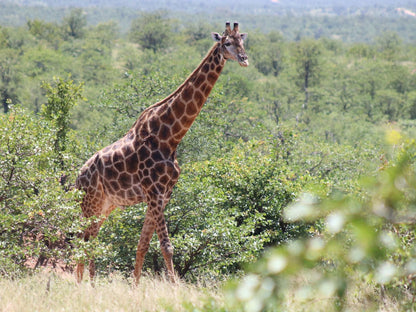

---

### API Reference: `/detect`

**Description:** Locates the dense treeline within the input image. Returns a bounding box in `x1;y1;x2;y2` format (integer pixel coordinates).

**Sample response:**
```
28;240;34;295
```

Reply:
0;8;415;310
2;1;416;42
1;11;416;143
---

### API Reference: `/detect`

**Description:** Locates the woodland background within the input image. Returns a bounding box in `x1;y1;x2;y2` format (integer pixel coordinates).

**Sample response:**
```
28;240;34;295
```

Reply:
0;0;415;311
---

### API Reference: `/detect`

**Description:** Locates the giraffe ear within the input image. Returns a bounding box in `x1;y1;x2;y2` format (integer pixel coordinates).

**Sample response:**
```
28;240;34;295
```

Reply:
211;32;222;42
240;33;248;41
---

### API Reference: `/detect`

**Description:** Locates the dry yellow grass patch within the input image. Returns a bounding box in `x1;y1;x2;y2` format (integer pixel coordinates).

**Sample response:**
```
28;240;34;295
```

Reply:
0;271;222;312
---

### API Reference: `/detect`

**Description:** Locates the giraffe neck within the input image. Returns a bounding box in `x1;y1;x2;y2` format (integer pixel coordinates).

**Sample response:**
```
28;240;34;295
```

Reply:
135;42;226;151
170;42;226;139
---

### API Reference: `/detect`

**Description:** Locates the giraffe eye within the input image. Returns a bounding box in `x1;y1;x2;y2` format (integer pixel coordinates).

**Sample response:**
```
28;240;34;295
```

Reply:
224;42;232;47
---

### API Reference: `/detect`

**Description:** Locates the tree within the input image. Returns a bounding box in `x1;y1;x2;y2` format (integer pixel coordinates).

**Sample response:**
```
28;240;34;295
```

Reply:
27;19;61;49
375;89;404;122
0;49;20;113
292;38;323;111
184;21;212;44
347;42;375;59
376;31;402;61
0;26;9;49
408;91;416;120
128;12;173;52
88;21;119;49
41;76;84;170
247;31;284;77
62;8;87;39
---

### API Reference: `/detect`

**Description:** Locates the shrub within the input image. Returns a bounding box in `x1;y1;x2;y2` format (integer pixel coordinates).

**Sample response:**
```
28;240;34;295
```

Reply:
0;105;82;276
230;131;416;311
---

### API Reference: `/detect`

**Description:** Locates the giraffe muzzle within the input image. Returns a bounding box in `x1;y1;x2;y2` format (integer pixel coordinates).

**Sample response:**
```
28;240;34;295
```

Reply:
238;54;249;67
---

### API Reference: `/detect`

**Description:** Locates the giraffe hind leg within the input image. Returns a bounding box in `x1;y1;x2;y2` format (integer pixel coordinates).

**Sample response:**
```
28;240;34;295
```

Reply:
155;215;176;282
76;261;85;283
133;211;156;284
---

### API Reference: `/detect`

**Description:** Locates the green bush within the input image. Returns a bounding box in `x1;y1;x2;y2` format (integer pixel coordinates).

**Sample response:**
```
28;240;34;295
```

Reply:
0;105;82;276
230;131;416;311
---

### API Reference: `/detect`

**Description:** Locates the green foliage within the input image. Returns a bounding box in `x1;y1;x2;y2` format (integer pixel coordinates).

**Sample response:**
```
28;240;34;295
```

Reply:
292;38;323;111
230;133;416;311
128;12;173;52
247;31;285;77
199;141;311;246
0;48;20;113
27;19;62;48
0;12;414;144
62;8;87;39
376;31;403;61
0;105;83;276
41;76;84;170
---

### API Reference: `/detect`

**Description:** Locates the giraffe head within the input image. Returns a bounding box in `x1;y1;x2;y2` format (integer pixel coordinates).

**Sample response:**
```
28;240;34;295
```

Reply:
211;22;249;67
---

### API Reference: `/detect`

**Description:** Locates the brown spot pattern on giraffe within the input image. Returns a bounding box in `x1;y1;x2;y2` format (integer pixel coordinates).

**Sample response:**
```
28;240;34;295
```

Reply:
172;100;185;118
194;75;205;89
182;86;193;102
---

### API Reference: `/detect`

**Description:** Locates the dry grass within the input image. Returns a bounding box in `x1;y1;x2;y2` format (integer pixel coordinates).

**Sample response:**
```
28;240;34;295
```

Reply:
278;273;411;312
0;271;222;312
0;270;410;312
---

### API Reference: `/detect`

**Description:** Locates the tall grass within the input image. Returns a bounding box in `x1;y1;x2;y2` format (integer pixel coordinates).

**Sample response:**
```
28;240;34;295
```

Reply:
0;270;407;311
0;271;222;312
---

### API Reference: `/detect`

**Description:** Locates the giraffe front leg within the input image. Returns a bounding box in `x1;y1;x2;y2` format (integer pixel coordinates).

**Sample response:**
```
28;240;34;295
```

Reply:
75;229;91;284
89;259;96;280
134;212;156;284
145;192;177;283
76;214;106;284
156;216;176;283
76;261;85;283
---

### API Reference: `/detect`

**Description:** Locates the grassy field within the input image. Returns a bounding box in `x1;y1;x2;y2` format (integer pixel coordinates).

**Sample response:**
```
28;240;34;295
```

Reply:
0;269;409;311
0;271;222;312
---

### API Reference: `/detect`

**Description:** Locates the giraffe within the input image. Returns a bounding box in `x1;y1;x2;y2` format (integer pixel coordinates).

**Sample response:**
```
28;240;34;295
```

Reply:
75;22;248;283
